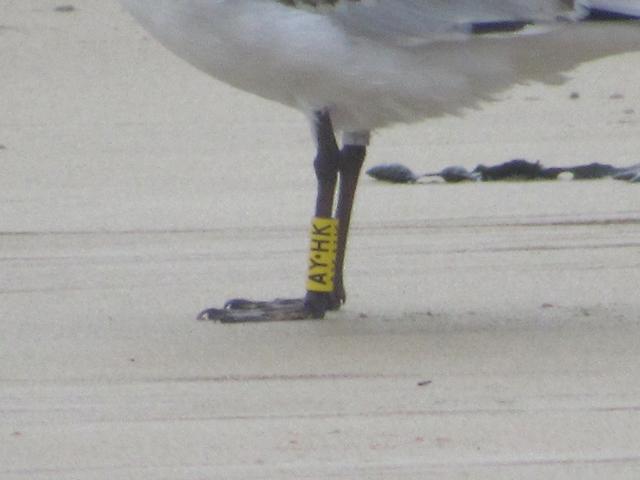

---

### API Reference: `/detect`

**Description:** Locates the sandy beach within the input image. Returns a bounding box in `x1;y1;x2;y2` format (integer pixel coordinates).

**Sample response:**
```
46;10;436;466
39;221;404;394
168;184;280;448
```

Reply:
2;1;640;478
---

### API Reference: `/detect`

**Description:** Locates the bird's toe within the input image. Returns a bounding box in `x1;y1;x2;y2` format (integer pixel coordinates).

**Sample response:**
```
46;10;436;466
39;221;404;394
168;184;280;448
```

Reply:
198;298;311;323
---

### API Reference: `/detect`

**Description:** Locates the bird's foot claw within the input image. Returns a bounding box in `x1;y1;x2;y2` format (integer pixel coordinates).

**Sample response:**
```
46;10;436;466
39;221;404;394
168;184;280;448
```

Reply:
197;298;312;323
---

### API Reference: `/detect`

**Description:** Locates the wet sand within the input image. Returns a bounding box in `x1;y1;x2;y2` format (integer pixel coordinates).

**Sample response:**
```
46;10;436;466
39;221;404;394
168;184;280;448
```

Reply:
2;2;640;478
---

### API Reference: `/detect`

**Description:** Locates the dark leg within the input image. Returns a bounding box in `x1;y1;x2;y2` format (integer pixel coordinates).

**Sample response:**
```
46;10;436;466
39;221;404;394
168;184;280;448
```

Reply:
198;110;343;323
329;144;367;309
304;111;342;318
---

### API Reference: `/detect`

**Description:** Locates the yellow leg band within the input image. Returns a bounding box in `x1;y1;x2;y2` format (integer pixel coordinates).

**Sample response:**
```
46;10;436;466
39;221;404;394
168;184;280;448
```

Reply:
306;217;338;293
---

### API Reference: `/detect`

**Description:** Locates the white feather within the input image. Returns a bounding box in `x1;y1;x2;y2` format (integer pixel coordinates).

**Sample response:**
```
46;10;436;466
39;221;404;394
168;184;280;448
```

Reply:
120;0;640;136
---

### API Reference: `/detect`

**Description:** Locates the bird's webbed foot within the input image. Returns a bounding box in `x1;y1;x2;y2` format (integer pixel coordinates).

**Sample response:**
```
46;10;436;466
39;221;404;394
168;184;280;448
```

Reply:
197;297;311;323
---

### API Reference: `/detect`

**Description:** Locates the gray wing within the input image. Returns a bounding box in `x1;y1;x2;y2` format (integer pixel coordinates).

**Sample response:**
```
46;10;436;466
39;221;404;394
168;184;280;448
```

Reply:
283;0;579;44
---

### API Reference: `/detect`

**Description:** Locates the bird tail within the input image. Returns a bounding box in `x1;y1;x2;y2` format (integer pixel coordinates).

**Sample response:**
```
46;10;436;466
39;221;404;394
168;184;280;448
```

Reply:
577;1;640;22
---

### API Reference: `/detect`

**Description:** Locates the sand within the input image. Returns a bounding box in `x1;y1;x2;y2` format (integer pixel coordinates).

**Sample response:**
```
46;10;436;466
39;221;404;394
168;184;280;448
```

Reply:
2;1;640;478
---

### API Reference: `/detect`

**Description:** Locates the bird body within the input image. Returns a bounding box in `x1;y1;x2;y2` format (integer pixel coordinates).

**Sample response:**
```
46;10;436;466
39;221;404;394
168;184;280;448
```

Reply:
121;1;639;137
120;0;640;321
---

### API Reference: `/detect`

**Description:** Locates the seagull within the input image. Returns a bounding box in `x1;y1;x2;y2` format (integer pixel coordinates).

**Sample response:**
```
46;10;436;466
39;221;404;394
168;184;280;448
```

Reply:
120;0;639;322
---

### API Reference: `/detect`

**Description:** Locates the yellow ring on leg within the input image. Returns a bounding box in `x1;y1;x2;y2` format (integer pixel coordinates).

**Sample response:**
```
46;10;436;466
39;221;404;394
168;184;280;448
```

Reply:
306;217;338;293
